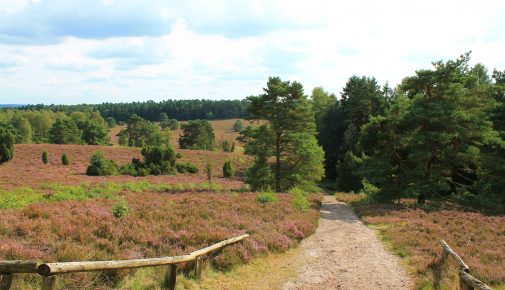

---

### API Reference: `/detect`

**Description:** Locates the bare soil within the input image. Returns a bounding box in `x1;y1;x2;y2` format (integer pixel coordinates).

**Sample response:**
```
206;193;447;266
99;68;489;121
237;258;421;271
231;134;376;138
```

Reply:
283;195;413;290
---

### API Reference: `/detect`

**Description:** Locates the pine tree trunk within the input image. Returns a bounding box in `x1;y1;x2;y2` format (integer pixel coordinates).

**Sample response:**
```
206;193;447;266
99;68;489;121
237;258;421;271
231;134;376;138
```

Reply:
275;134;281;192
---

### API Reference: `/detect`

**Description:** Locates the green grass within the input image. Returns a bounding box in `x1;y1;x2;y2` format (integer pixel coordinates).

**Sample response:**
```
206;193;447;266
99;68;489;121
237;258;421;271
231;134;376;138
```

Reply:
0;181;237;209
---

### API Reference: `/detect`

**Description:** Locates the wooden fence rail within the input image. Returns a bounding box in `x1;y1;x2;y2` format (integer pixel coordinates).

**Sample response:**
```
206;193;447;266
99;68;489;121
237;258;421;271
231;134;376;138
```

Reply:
439;240;493;290
0;234;248;290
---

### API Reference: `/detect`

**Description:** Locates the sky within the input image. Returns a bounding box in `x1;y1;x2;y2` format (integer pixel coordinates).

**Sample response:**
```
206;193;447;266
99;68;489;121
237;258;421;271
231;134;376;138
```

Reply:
0;0;504;105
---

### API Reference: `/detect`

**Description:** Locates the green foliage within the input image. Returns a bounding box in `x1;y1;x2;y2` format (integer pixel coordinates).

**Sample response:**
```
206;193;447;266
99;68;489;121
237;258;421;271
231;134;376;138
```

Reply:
41;150;48;164
140;145;177;175
222;160;234;178
289;186;310;212
221;139;232;152
117;129;128;146
12;114;32;143
246;161;274;192
232;120;243;132
126;114;165;147
230;142;235;152
159;112;169;129
175;162;199;174
242;77;324;192
86;151;119;176
106;117;116;128
49;118;82;144
256;190;278;204
205;161;212;182
61;153;70;165
79;119;110;145
178;120;215;150
112;199;128;218
0;127;14;164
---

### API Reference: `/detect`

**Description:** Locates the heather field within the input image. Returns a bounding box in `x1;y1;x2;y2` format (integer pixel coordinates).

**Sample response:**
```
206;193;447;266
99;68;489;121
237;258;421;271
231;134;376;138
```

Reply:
0;144;251;189
0;143;321;288
335;193;505;289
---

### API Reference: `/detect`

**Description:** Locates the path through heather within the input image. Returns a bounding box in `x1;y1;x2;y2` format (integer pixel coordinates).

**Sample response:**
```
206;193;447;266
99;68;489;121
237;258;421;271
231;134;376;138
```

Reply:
282;195;413;290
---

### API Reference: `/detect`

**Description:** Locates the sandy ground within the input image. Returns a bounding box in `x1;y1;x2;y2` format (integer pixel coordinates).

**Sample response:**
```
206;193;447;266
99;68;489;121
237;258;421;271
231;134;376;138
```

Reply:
282;195;413;290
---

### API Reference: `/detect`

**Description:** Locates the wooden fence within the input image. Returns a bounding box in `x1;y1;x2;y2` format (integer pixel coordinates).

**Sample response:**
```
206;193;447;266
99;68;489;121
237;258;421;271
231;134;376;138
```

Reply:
0;234;248;290
439;240;493;290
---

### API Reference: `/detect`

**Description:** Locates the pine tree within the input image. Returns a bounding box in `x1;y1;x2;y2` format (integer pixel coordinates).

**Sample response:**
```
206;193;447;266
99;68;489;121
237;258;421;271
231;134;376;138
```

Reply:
242;77;324;192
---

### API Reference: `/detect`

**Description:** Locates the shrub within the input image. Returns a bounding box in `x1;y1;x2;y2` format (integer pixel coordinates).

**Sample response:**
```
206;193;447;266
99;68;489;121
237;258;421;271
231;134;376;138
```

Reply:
61;153;70;165
230;142;235;153
176;162;199;174
289;187;310;212
233;120;243;132
42;150;48;164
112;199;128;218
247;162;273;192
0;127;14;164
221;139;231;152
86;151;119;176
222;160;234;178
256;190;278;204
140;145;176;175
206;161;212;182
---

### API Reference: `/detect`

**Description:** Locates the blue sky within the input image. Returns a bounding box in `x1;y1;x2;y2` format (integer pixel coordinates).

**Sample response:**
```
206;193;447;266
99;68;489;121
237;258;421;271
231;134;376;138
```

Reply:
1;0;505;104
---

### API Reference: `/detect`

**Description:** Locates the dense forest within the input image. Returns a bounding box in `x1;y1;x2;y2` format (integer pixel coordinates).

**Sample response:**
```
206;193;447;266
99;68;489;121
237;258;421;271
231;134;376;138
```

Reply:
19;99;248;122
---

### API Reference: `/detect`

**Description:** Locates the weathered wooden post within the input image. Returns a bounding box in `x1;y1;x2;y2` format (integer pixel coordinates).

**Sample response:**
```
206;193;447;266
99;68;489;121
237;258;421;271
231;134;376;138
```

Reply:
41;275;56;290
0;273;13;290
164;264;177;290
194;256;202;279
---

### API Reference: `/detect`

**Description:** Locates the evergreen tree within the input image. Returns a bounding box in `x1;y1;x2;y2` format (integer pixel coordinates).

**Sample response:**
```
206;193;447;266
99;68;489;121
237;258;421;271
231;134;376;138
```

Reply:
242;77;324;192
178;120;215;150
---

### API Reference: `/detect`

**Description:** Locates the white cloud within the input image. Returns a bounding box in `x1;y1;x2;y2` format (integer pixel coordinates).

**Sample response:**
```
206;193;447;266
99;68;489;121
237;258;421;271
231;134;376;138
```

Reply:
0;0;504;104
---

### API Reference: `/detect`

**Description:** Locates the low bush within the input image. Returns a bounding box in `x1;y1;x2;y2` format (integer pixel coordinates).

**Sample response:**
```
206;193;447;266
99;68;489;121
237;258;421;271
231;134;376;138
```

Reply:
176;162;199;174
61;153;70;165
86;151;119;176
222;160;234;178
206;161;212;182
289;186;310;212
256;190;278;204
41;150;48;164
112;199;128;218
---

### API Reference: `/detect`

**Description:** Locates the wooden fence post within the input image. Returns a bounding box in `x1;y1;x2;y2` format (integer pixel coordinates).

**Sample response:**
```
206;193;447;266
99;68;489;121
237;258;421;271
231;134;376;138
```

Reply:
0;273;13;290
41;275;56;290
194;256;202;279
164;264;177;290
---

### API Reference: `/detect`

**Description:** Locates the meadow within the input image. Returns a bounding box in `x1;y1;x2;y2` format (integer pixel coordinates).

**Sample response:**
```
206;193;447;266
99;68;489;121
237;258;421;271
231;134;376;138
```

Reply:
335;193;505;289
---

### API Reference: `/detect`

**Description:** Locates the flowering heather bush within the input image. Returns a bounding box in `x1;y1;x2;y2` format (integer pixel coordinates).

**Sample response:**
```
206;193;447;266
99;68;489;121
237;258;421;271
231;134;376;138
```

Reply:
0;190;320;288
347;198;505;289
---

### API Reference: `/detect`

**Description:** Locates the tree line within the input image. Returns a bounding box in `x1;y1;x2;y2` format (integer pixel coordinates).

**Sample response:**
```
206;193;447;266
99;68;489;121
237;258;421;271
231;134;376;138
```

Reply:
313;52;505;212
19;99;248;122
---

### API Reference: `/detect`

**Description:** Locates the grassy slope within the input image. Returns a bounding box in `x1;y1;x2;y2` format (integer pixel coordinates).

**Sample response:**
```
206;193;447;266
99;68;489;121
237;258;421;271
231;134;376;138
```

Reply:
335;192;505;290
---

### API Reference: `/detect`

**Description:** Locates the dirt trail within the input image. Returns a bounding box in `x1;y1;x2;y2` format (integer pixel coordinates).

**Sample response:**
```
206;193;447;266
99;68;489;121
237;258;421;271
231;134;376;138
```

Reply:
282;195;413;290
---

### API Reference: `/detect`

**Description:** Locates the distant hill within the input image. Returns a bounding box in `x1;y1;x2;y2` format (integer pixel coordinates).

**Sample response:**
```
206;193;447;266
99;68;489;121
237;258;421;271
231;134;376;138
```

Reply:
0;104;24;108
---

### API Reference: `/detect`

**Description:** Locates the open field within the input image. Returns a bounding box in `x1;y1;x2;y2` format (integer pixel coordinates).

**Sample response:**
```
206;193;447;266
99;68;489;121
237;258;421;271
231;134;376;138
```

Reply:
335;193;505;289
0;144;252;189
0;143;321;288
109;119;258;148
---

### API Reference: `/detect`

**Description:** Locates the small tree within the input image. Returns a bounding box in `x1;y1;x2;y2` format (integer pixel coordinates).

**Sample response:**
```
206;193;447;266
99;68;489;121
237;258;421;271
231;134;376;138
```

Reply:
159;112;170;129
168;119;180;130
117;129;128;146
223;160;234;178
106;117;116;128
0;127;14;164
42;150;48;164
178;120;215;150
140;145;177;175
233;120;243;132
206;161;212;182
61;153;70;165
49;118;82;144
86;151;119;176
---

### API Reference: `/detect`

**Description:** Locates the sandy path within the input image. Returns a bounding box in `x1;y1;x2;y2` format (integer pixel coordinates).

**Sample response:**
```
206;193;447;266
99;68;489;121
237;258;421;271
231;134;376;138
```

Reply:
282;195;413;290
